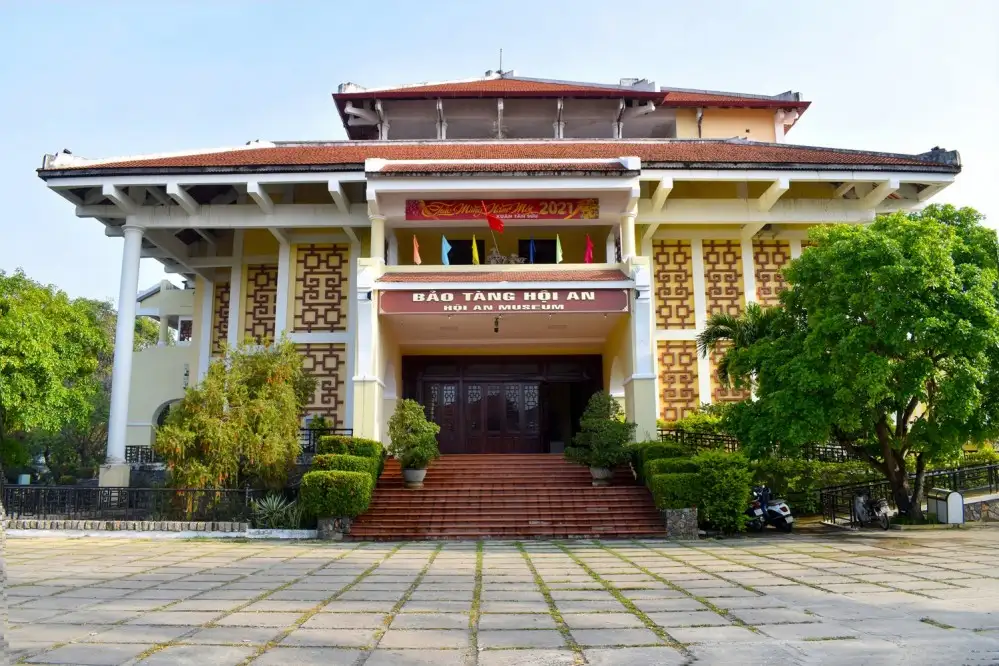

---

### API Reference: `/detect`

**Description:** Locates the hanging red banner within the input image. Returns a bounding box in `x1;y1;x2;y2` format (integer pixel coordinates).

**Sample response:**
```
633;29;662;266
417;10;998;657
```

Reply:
405;198;599;221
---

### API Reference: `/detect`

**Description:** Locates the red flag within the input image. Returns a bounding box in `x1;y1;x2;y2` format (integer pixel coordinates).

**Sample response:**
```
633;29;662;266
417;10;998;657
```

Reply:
584;234;594;264
481;201;505;233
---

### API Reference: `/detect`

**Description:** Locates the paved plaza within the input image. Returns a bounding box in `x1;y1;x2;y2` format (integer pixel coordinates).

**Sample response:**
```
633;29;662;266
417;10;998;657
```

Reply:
6;531;999;665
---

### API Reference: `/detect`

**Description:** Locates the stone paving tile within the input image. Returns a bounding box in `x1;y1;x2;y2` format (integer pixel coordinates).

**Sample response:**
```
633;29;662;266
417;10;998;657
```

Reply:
632;598;708;613
562;612;646;629
481;600;551;613
83;625;194;644
689;642;806;665
126;610;222;625
364;649;469;665
479;629;566;649
249;646;362;665
321;600;398;613
390;612;470;629
213;611;302;627
301;612;389;629
668;624;763;643
378;628;470;649
400;599;473;613
729;607;816;624
583;646;687;665
478;649;576;666
554;599;627;613
181;626;285;644
280;628;378;647
478;613;557;630
11;623;116;645
25;642;154;665
647;610;731;627
570;628;661;647
137;645;256;665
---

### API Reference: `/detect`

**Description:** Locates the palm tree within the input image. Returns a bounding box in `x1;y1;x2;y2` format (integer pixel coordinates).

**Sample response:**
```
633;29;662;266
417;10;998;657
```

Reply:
696;302;783;386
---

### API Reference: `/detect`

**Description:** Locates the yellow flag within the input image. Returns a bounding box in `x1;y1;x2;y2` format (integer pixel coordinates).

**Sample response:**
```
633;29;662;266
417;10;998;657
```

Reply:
472;234;480;265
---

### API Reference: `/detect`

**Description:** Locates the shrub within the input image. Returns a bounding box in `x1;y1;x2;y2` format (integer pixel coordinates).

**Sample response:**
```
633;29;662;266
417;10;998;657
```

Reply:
317;435;384;460
300;470;373;518
629;441;689;483
649;473;702;510
57;474;76;486
387;399;441;469
308;414;332;432
751;458;877;514
565;392;637;469
693;450;752;533
659;403;734;436
312;454;379;484
250;494;303;529
645;457;699;478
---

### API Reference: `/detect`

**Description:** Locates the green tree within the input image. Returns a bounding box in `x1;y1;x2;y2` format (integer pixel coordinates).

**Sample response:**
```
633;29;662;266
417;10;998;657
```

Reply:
0;270;108;475
696;302;784;389
155;339;317;490
725;205;999;518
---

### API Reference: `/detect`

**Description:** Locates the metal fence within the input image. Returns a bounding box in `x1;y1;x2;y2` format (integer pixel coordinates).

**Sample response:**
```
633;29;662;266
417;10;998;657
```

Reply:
658;429;740;453
125;446;162;465
0;485;271;522
819;462;999;527
299;427;354;459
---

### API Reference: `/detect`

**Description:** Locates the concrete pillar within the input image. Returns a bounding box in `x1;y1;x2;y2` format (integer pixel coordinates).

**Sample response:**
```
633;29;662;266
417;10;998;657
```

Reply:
157;316;169;346
226;230;244;349
370;215;385;261
102;224;144;486
621;212;637;260
352;259;383;441
627;257;659;441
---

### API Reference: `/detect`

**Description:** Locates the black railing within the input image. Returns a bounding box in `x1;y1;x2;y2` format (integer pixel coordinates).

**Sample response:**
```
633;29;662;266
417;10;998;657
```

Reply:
658;429;740;454
819;462;999;527
2;485;264;522
125;446;162;465
299;427;353;458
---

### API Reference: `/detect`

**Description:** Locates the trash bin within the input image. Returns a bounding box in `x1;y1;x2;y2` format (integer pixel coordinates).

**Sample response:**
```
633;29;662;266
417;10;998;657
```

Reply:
927;487;964;524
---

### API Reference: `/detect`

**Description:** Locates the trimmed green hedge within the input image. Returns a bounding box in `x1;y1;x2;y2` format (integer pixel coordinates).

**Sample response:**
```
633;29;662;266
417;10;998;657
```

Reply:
300;470;373;518
693;450;752;533
317;436;385;476
312;454;380;484
644;457;699;478
649;473;702;510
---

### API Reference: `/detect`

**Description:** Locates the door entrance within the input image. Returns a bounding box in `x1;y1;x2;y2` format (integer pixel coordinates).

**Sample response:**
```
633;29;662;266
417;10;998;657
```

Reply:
403;356;602;454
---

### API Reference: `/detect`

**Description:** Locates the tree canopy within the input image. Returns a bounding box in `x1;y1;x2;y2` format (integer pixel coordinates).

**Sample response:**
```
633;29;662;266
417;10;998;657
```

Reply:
720;205;999;517
155;339;317;490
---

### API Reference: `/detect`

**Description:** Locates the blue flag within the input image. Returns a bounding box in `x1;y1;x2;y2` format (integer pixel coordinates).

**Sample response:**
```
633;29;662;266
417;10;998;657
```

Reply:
441;235;452;266
529;236;535;264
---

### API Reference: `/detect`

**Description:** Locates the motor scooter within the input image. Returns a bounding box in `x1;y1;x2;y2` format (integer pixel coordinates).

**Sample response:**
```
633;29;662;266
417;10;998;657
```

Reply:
746;485;794;532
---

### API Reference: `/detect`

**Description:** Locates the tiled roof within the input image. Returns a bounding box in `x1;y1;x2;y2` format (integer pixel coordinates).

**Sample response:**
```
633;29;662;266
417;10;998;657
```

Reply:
336;77;637;98
662;90;810;110
378;269;629;283
39;140;959;175
374;161;631;175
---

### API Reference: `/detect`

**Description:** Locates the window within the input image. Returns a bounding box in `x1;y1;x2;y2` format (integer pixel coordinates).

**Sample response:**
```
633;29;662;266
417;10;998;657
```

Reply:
518;239;558;264
446;239;486;265
178;317;193;343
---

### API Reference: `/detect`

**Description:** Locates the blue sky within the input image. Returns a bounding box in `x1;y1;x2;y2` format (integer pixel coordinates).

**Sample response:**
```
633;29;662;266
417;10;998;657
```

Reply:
1;0;996;301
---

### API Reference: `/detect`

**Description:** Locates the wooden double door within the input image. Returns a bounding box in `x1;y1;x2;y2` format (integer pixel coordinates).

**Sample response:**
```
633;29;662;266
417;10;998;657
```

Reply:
404;356;602;455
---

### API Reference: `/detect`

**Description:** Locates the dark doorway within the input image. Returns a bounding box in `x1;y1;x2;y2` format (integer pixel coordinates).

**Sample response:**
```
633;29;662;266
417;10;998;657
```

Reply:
446;239;486;266
403;356;602;454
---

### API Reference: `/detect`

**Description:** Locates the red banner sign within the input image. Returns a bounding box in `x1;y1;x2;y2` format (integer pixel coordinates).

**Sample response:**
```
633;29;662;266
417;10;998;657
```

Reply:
380;288;628;315
405;198;599;221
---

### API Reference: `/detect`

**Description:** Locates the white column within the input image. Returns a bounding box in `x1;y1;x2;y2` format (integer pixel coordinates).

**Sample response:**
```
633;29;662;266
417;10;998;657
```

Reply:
370;215;385;261
605;230;617;263
275;240;291;337
227;230;244;348
691;238;712;405
741;238;758;305
106;225;144;464
620;212;637;260
157;316;169;346
197;277;214;380
789;238;802;259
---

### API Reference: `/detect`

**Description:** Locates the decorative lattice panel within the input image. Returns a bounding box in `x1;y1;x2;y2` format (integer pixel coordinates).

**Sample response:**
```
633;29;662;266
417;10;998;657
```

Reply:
711;342;750;403
293;244;350;332
211;280;230;355
299;343;349;425
703;240;744;317
753;240;791;306
652;240;695;328
243;264;279;342
657;341;700;421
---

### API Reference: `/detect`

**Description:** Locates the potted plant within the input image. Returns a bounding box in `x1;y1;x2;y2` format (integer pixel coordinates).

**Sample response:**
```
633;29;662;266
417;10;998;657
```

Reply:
387;399;441;488
564;391;637;486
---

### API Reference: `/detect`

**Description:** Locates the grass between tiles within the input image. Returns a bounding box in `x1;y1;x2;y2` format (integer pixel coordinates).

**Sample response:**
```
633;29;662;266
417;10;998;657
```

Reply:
15;541;321;665
368;543;445;647
515;541;585;665
611;541;763;634
555;542;687;652
469;540;484;654
921;617;956;629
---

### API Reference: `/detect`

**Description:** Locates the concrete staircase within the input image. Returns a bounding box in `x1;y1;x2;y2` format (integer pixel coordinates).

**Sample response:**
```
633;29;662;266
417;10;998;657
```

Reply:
348;454;664;540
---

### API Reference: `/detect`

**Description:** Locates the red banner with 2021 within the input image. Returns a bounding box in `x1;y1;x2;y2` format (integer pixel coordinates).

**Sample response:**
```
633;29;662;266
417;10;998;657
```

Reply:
405;198;599;221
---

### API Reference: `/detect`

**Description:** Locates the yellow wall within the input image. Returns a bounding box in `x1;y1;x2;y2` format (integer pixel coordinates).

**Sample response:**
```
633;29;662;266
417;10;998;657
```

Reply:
672;107;776;141
397;227;610;265
675;108;698;138
126;345;196;448
243;229;279;255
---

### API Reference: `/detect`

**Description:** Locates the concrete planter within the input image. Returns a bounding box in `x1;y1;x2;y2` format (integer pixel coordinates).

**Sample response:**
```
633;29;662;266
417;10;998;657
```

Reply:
589;467;613;486
246;529;318;539
663;507;699;540
317;517;353;540
403;468;427;489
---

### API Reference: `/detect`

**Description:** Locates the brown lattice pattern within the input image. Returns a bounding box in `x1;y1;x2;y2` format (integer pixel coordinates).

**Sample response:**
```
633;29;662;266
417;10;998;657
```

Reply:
711;343;750;403
703;240;744;317
211;280;230;355
244;264;279;342
293;244;350;332
652;240;695;328
753;240;791;306
299;343;348;425
658;341;699;421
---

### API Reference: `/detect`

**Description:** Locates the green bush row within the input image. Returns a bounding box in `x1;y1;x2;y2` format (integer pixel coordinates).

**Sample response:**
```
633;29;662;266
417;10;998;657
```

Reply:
317;435;384;459
300;470;373;518
649;473;701;510
645;457;699;477
628;440;690;483
312;454;380;484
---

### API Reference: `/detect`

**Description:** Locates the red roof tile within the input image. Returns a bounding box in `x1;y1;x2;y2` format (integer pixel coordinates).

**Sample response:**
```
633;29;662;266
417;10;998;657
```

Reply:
378;269;629;283
375;161;630;174
336;77;656;99
41;140;955;174
662;90;810;110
